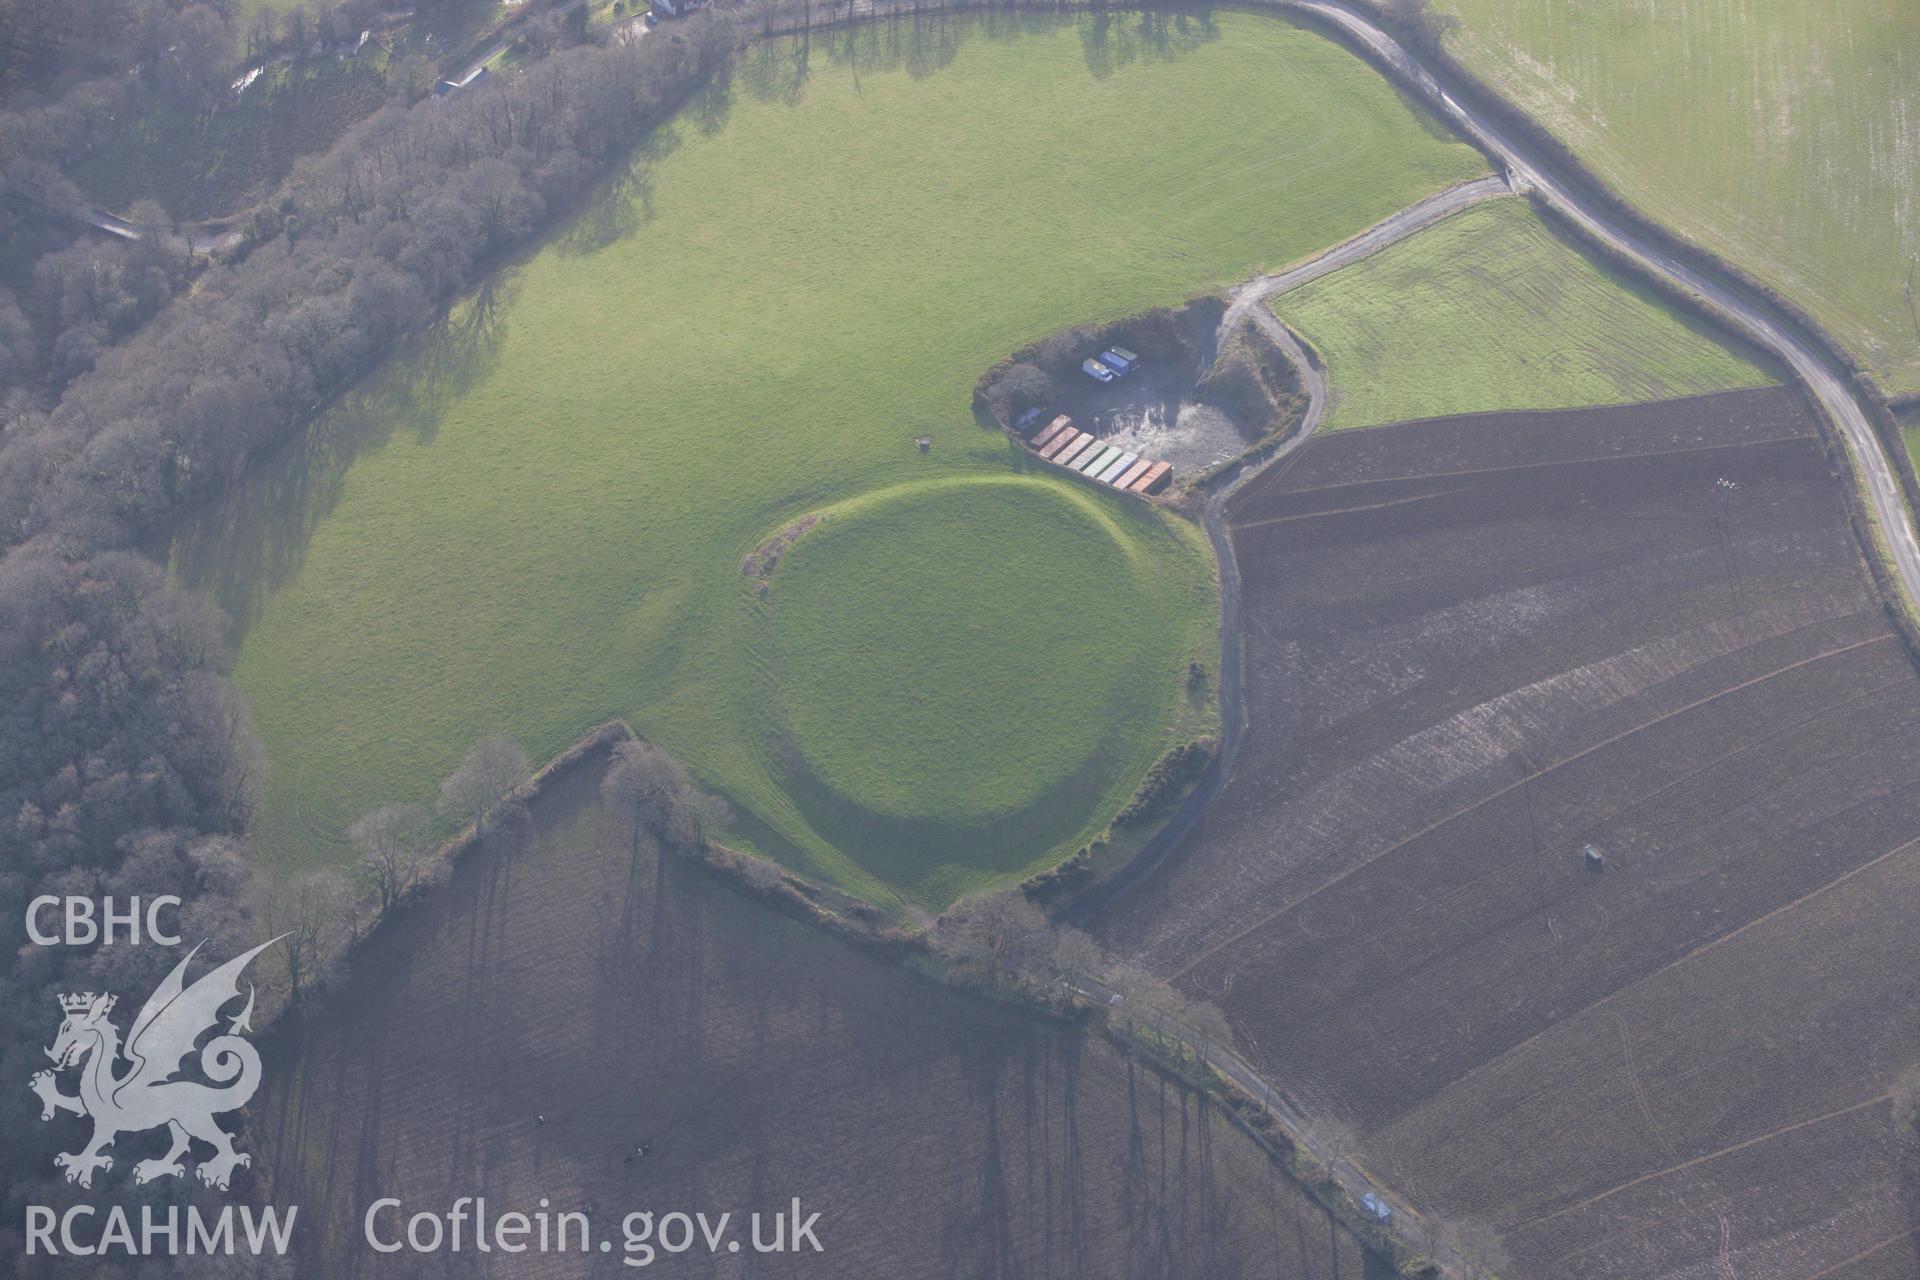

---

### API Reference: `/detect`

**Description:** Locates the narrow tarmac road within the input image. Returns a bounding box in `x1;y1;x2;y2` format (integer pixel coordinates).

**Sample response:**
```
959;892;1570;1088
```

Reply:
1279;0;1920;614
1065;972;1461;1271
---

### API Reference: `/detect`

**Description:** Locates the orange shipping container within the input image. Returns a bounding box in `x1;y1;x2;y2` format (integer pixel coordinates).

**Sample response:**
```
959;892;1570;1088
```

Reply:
1111;458;1153;490
1030;419;1071;451
1037;430;1078;461
1131;461;1173;494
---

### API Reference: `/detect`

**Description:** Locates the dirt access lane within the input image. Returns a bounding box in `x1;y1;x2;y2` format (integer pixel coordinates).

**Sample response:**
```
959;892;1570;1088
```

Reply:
1065;173;1513;923
1223;171;1511;353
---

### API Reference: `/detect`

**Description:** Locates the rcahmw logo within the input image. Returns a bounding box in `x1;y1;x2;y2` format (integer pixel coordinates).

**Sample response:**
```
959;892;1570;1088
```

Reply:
23;937;299;1259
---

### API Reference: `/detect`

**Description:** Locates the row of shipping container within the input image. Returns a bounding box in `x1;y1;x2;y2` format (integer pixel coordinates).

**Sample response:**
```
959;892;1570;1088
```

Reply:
1026;415;1172;495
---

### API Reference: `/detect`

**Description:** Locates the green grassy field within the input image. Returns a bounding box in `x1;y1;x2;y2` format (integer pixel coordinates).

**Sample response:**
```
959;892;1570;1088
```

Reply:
1434;0;1920;398
764;477;1215;905
174;9;1485;911
1272;198;1777;429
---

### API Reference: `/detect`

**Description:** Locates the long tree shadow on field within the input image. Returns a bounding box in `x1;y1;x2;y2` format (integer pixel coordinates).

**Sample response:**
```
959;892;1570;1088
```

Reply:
251;751;1381;1276
1081;7;1219;78
554;127;684;255
686;71;735;136
171;275;515;641
739;7;1217;106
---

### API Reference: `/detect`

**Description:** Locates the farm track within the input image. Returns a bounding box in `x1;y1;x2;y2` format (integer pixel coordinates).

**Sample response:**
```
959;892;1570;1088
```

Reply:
63;5;1910;1269
1068;0;1920;920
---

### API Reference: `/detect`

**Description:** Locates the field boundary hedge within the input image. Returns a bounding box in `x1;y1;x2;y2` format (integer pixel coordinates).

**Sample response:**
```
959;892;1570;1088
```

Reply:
291;710;1433;1272
1090;1002;1449;1275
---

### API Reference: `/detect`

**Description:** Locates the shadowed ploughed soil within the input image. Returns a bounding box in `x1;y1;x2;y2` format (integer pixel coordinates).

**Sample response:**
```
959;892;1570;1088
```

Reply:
251;761;1381;1278
1093;387;1920;1280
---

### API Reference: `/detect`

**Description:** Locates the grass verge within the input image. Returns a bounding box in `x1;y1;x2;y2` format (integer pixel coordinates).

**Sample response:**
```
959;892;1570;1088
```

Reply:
1273;197;1777;429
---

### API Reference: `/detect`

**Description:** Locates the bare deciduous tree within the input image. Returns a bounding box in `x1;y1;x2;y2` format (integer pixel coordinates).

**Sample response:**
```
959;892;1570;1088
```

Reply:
601;738;723;854
350;801;437;911
934;890;1051;984
734;853;786;895
264;869;353;1004
1050;924;1103;985
439;735;530;841
1380;0;1459;46
1100;960;1233;1068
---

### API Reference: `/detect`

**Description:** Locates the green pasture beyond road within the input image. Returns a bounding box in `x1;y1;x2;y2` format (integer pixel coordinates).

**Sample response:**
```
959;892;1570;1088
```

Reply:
1274;198;1776;430
1435;0;1920;398
175;9;1485;911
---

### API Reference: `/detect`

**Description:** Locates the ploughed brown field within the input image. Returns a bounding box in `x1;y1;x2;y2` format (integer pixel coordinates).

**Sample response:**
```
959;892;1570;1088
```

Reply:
1093;387;1920;1279
250;763;1380;1279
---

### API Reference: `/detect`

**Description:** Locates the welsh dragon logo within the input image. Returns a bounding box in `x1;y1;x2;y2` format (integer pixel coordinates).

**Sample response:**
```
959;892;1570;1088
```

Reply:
29;938;279;1191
